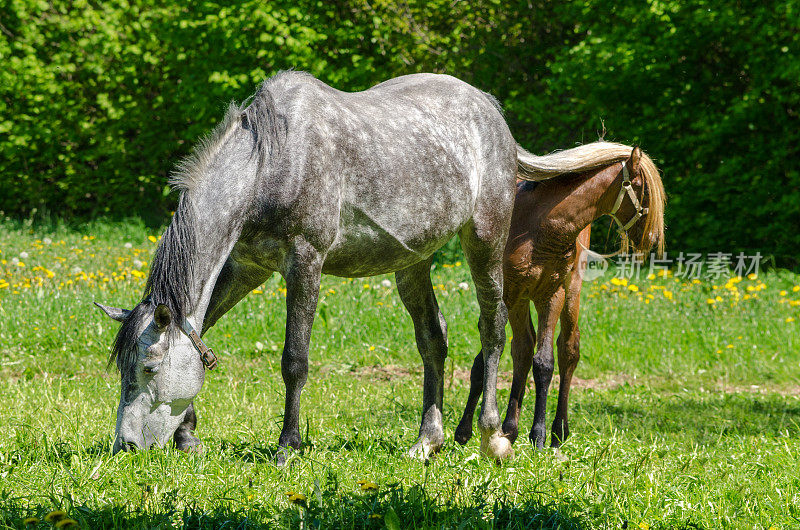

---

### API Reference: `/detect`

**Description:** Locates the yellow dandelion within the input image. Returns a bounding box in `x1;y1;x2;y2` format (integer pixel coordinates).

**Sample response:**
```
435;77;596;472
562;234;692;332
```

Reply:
706;298;716;305
726;344;734;349
369;346;375;351
787;317;796;323
455;261;462;266
363;283;370;289
55;520;79;529
252;289;263;294
639;523;649;530
628;284;639;292
663;290;673;300
747;273;758;280
780;290;787;296
793;286;800;292
647;273;655;280
44;511;68;523
360;481;378;491
715;296;723;302
17;261;25;268
285;491;307;505
370;513;383;519
715;349;722;354
23;517;40;525
147;235;157;243
327;288;336;294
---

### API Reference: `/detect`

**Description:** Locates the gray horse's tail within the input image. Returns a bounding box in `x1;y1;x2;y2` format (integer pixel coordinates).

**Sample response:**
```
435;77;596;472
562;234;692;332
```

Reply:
516;141;635;181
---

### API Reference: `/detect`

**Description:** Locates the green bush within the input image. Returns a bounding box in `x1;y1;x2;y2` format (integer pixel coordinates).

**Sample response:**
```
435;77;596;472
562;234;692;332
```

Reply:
1;0;798;264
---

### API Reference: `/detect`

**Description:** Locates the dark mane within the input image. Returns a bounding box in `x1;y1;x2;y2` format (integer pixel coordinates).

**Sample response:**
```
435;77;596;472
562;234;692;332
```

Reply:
110;195;196;371
110;74;293;371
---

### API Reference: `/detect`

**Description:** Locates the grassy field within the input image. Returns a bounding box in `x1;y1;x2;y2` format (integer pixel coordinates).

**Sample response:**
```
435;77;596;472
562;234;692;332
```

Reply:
1;218;799;529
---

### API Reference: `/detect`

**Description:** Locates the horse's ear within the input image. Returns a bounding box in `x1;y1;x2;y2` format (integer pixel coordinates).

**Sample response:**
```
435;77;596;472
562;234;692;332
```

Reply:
629;146;643;185
154;304;172;330
94;302;130;323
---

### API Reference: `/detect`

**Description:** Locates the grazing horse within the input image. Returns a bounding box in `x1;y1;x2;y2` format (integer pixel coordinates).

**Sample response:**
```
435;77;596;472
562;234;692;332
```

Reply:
95;71;536;462
455;142;665;449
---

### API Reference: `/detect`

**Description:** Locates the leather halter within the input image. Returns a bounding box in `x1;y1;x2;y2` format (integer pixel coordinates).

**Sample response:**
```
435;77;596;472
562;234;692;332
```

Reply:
608;160;648;235
179;319;218;370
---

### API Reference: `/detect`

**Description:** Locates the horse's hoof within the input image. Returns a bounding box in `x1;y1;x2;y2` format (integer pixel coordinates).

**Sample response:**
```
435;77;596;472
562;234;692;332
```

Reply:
454;424;472;446
407;434;442;461
480;431;514;463
175;435;203;453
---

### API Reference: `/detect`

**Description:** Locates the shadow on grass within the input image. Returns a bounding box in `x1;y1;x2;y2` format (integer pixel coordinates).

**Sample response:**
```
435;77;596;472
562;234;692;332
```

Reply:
577;386;800;441
0;481;584;529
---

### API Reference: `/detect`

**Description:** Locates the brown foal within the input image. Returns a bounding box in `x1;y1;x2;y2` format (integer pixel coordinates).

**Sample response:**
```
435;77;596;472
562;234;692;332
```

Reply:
455;142;665;450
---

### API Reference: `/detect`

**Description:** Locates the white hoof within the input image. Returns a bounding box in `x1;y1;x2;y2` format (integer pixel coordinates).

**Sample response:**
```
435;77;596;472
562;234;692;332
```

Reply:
480;431;514;463
407;435;441;461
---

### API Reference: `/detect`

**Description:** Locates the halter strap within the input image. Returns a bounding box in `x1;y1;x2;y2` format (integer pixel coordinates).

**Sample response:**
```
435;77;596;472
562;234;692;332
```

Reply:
179;319;218;370
608;161;649;235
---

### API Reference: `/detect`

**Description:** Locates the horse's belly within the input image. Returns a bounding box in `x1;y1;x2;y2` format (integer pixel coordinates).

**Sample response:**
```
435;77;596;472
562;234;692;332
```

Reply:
322;198;470;277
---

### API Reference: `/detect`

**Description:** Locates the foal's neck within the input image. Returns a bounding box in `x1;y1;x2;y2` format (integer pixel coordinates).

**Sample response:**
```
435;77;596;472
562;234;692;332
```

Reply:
541;164;621;251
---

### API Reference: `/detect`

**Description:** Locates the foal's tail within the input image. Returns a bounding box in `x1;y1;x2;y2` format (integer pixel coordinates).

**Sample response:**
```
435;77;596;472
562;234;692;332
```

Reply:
515;142;634;181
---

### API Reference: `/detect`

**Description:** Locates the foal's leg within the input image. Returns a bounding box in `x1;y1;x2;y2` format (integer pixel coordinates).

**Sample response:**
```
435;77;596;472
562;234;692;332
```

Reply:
529;290;564;449
277;241;323;465
551;239;586;448
501;298;536;444
454;350;483;445
460;222;513;461
396;258;448;460
173;402;201;452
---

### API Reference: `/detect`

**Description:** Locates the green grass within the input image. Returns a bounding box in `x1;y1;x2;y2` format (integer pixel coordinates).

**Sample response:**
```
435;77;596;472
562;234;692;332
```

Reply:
1;219;799;529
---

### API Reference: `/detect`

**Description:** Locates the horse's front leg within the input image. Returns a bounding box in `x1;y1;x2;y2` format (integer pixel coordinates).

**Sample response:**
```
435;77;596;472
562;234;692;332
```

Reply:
277;241;323;465
173;402;202;452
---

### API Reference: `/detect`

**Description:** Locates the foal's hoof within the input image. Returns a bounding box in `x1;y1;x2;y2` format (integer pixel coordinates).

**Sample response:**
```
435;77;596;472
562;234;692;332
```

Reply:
408;434;442;461
454;423;473;446
480;431;514;463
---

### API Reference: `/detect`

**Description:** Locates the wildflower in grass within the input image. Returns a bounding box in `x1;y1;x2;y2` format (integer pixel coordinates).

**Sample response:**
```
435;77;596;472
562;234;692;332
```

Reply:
706;298;716;305
252;289;263;294
285;491;307;505
747;273;758;280
780;290;787;296
455;261;461;266
23;517;39;525
17;261;25;267
358;480;378;491
458;282;469;290
787;317;796;323
369;513;382;519
726;344;734;349
639;523;649;530
369;346;375;351
55;519;79;529
794;285;800;292
44;511;68;523
148;235;157;243
647;273;655;280
715;296;723;302
610;277;627;286
381;279;392;288
628;284;639;292
327;288;336;294
663;290;673;300
363;283;370;289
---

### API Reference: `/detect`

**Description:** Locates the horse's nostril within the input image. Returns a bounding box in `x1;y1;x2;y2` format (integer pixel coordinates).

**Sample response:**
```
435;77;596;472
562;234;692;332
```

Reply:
118;440;139;452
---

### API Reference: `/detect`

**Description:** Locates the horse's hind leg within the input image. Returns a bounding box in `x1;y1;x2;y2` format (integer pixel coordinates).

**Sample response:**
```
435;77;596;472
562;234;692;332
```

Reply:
460;221;514;461
173;402;201;452
501;298;536;444
551;238;586;448
396;258;448;460
454;350;484;445
529;290;564;448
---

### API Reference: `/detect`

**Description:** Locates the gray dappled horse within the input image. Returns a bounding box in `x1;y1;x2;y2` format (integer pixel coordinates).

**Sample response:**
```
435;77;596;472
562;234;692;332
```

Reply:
96;71;533;463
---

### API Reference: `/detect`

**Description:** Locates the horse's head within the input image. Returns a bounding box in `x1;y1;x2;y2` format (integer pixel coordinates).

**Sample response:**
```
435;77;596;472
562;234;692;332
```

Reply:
609;146;666;257
96;301;206;453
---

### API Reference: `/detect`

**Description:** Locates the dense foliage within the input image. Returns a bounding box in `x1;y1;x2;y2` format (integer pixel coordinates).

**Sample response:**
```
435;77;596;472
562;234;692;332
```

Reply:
2;0;798;264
